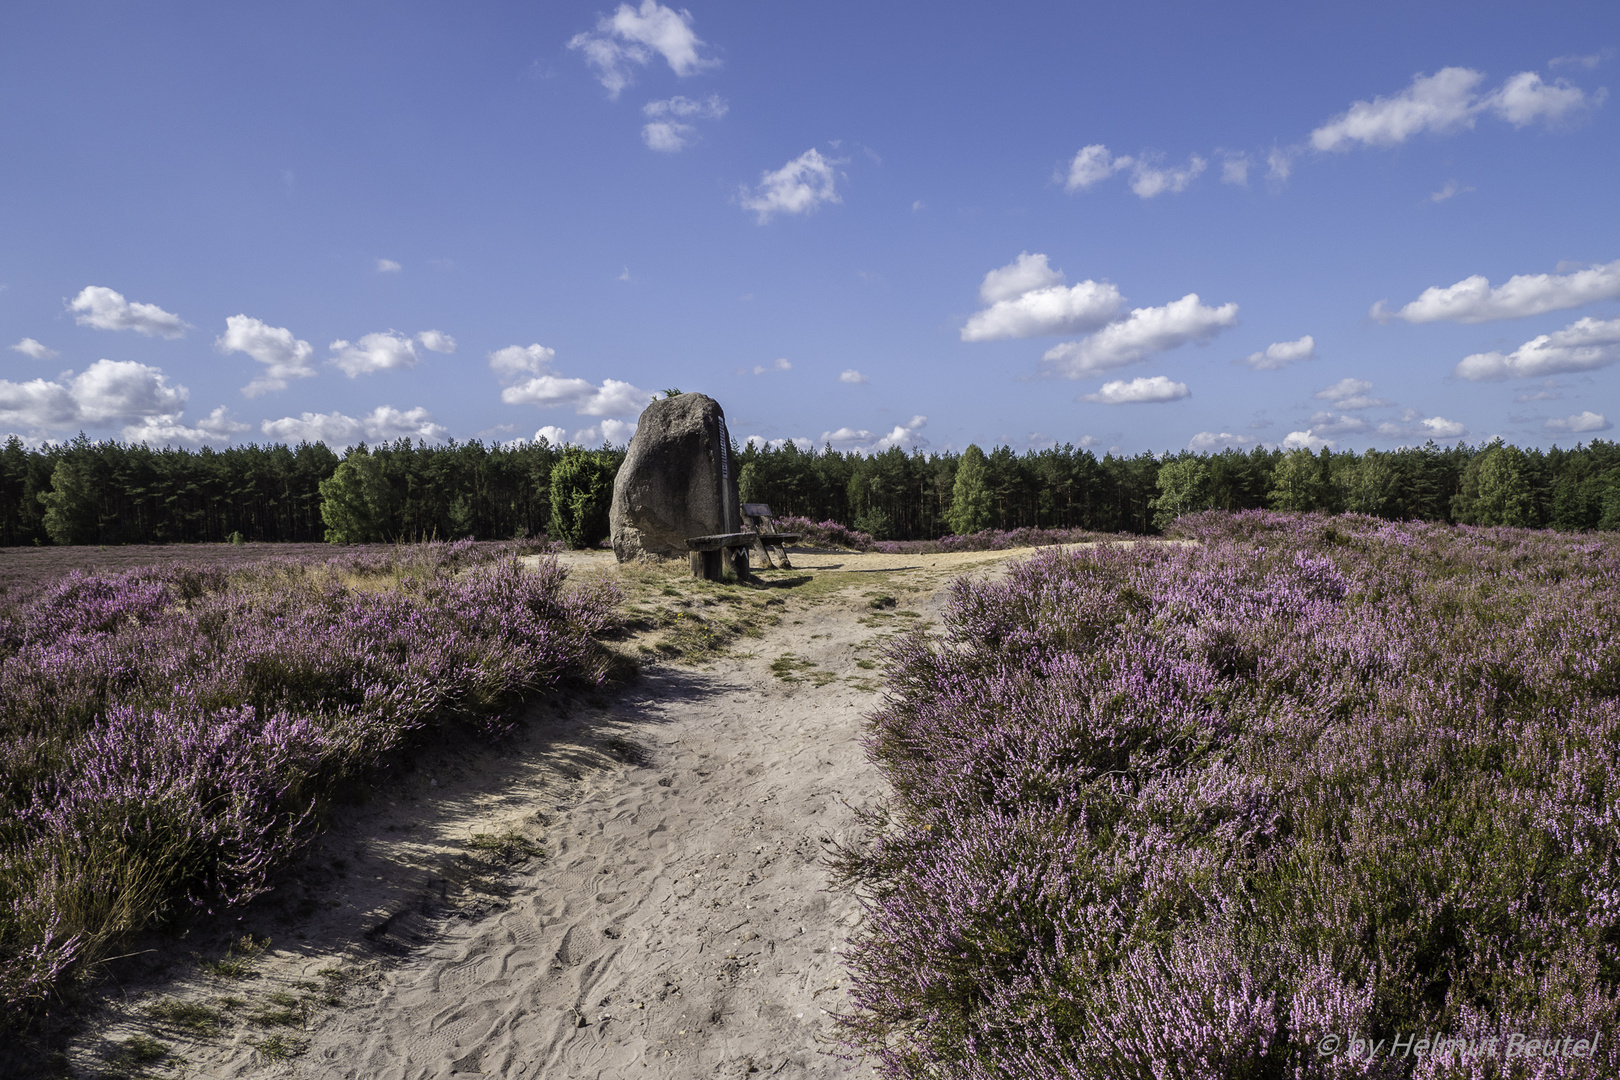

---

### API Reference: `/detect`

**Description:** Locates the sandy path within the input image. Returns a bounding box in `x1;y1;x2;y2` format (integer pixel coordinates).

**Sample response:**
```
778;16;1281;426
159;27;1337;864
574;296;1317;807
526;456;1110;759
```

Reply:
71;546;1048;1079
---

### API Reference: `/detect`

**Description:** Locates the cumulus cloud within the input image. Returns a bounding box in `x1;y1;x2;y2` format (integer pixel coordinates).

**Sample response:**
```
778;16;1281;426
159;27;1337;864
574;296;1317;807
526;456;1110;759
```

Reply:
1081;376;1189;405
1429;179;1474;203
1455;315;1620;380
330;331;419;377
489;343;557;380
1282;430;1335;451
739;357;792;376
1128;154;1207;198
1043;294;1239;378
1266;145;1298;182
417;330;457;353
0;359;189;432
1303;411;1370;437
376;258;402;273
1239;335;1316;370
1375;412;1467;440
569;0;717;99
1375;259;1620;324
1219;152;1250;186
739;149;842;223
216;315;317;397
1545;410;1611;433
1188;431;1257;451
567;418;638;447
503;376;652;416
124;406;250;447
68;286;188;338
1311;67;1602;152
839;369;868;384
961;282;1125;342
1314;377;1391;410
1064;145;1134;192
10;338;58;360
533;425;570;447
641;94;727;151
745;435;813;451
1063;145;1206;198
261;405;448;446
979;252;1065;304
820;414;927;454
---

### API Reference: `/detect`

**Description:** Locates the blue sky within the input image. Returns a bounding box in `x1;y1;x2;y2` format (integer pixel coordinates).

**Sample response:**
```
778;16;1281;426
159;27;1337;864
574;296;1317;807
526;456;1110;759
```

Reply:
2;1;1616;456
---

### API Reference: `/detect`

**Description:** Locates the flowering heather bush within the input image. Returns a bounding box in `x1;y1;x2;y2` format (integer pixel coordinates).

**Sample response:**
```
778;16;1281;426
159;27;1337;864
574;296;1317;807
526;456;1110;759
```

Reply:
836;511;1620;1078
0;540;615;1024
774;516;876;550
773;518;1116;555
869;526;1118;555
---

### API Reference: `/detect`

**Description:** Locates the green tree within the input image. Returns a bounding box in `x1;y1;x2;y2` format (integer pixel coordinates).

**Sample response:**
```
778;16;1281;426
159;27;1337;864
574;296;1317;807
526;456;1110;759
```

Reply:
1151;457;1210;531
948;444;993;534
1453;444;1535;526
39;457;101;545
1269;448;1327;511
319;448;395;543
549;449;614;549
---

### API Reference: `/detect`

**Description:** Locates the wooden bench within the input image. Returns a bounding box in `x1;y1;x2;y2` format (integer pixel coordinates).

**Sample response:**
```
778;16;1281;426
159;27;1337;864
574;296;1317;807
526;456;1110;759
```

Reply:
685;506;802;580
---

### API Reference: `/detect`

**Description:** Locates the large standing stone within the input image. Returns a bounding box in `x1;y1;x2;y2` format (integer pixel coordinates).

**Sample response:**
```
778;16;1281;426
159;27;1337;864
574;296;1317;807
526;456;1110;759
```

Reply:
610;393;739;562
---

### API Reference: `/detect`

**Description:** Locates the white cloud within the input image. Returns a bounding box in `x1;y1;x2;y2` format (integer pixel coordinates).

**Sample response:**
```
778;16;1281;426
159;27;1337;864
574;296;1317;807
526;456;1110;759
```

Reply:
260;404;448;446
10;338;58;360
839;369;868;384
68;286;188;338
739;357;792;376
1311;67;1602;152
1043;294;1239;377
1064;145;1133;192
568;417;638;447
1374;413;1467;440
740;149;842;223
1514;380;1561;402
1303;411;1370;437
1282;430;1335;451
979;252;1065;304
417;330;457;354
330;331;419;377
1188;431;1257;451
961;282;1125;342
1266;145;1298;182
123;406;250;447
642;92;726;149
1081;376;1189;405
1455;315;1620;380
0;377;80;429
1429;179;1473;203
533;425;570;446
376;258;402;273
1313;377;1391;410
1489;71;1595;126
70;359;188;423
1376;259;1620;324
568;0;717;99
820;414;927;454
1239;335;1316;370
642;121;694;151
0;359;190;432
216;315;317;397
502;375;651;416
1219;152;1250;186
1545;410;1611;433
1549;51;1609;71
489;343;557;380
1128;154;1206;198
745;435;813;451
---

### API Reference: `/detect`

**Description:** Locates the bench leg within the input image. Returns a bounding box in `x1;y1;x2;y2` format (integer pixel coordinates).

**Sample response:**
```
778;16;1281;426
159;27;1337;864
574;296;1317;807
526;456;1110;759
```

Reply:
690;551;705;578
702;549;723;580
771;544;792;570
732;547;749;577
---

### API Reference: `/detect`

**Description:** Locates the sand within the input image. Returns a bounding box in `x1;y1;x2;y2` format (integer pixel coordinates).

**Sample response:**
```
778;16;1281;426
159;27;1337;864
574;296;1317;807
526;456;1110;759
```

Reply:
68;545;1067;1079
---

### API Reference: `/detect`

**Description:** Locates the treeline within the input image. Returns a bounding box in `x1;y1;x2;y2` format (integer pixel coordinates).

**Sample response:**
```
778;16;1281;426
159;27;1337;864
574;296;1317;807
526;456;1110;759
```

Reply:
3;434;1617;547
736;438;1620;538
0;435;625;547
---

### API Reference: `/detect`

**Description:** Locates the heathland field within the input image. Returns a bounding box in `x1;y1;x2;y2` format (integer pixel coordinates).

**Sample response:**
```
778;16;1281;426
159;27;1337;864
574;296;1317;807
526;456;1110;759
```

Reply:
2;515;1617;1078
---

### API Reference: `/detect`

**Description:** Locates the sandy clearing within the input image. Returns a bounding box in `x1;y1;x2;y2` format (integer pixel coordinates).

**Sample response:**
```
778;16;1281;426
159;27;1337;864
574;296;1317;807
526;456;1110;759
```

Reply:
68;545;1069;1079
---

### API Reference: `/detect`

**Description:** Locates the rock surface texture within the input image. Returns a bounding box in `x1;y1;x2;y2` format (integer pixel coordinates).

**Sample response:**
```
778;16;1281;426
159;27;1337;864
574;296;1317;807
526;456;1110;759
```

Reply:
610;393;740;562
